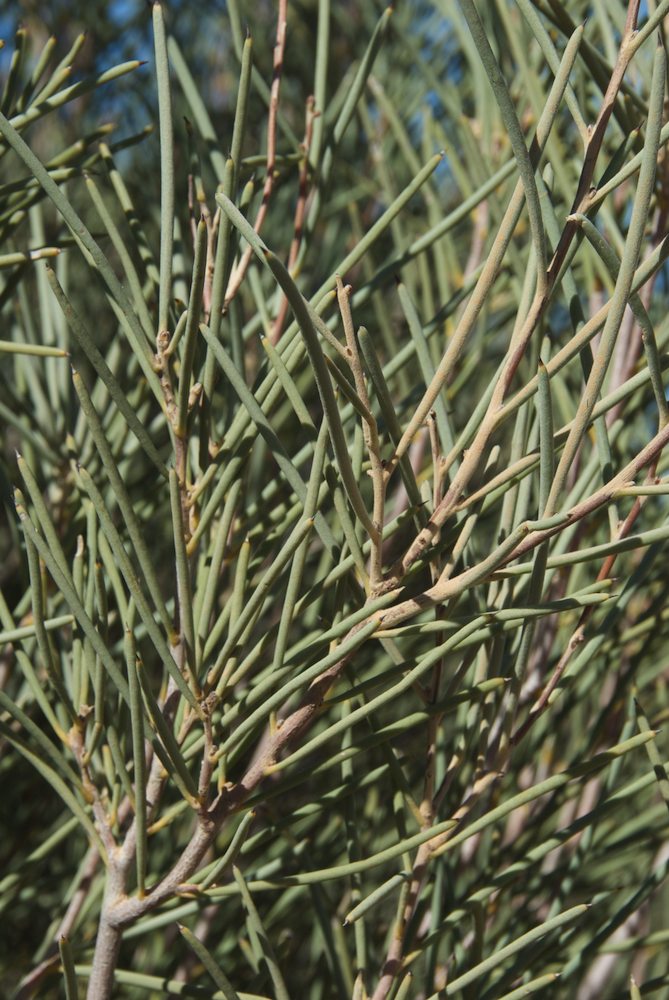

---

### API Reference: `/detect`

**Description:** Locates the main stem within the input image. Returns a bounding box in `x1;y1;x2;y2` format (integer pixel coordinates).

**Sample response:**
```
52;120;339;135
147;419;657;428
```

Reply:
86;862;128;1000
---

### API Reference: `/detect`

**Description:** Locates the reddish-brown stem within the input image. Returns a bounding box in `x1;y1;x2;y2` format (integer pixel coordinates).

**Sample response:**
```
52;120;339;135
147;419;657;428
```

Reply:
225;0;287;306
271;95;317;343
511;465;659;747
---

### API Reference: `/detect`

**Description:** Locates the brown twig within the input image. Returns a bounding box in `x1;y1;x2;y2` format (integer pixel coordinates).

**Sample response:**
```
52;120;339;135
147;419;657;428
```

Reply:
511;465;660;746
271;95;317;343
336;277;386;591
225;0;288;307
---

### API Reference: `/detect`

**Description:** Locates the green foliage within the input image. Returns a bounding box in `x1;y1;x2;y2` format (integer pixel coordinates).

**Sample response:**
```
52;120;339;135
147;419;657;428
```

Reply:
3;1;669;998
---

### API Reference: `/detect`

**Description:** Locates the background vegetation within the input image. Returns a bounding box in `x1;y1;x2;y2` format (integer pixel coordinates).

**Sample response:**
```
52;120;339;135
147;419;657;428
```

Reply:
3;1;669;997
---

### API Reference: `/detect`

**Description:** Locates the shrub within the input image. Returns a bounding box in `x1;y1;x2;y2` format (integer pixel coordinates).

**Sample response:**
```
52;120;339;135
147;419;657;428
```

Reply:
3;2;669;998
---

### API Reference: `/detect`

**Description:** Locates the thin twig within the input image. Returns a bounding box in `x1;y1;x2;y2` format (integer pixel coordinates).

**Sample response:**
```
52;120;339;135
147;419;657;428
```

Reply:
271;95;317;343
225;0;288;306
